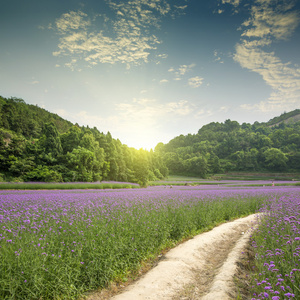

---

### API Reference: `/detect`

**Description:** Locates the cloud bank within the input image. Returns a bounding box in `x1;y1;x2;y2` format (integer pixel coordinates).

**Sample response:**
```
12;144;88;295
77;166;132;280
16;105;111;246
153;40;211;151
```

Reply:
230;0;300;112
51;0;188;69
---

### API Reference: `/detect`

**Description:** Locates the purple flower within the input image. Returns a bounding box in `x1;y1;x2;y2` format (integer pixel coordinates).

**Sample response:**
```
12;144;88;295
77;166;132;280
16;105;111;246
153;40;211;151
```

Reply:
284;293;295;298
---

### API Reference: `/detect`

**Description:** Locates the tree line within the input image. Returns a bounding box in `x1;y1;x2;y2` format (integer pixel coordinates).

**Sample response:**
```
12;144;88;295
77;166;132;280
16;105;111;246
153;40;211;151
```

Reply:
1;96;299;183
155;115;300;177
0;96;168;186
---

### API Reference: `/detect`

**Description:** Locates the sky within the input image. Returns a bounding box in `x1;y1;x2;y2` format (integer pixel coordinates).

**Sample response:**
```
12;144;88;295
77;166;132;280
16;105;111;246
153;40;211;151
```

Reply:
1;0;300;150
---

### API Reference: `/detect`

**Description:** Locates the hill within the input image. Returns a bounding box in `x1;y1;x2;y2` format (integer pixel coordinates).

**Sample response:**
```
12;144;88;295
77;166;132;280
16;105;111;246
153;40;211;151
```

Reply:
0;96;73;138
156;110;300;177
266;109;300;127
0;96;168;184
1;95;299;181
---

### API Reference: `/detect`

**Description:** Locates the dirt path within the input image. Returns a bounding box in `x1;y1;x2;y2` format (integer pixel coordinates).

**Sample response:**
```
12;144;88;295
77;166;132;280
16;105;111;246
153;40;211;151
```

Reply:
86;214;258;300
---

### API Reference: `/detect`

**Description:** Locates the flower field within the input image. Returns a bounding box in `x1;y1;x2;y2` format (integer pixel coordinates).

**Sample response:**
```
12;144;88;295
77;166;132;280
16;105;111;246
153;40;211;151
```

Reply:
0;185;299;299
248;188;300;299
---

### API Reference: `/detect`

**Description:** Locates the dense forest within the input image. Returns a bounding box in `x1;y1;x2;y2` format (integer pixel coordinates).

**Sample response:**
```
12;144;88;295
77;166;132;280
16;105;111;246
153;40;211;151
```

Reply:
0;96;168;186
1;96;300;184
156;110;300;177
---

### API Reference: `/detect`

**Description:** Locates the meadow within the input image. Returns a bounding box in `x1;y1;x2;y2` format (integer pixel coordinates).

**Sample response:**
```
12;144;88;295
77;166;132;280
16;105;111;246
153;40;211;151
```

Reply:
0;182;139;190
247;189;300;299
0;184;300;299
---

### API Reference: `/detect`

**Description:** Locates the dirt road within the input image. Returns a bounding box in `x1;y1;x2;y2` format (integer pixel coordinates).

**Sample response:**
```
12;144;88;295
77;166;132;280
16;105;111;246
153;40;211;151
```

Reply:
86;214;258;300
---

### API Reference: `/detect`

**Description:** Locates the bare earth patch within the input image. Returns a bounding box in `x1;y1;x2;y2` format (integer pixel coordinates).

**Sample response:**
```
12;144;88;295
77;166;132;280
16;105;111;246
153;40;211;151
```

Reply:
85;214;258;300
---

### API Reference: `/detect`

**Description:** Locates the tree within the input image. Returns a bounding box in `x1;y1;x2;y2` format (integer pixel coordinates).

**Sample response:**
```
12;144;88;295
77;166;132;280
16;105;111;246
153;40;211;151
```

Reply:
8;156;35;177
24;165;63;182
208;153;221;174
263;148;288;171
42;123;62;156
61;126;81;154
66;147;101;181
133;149;149;187
184;155;208;178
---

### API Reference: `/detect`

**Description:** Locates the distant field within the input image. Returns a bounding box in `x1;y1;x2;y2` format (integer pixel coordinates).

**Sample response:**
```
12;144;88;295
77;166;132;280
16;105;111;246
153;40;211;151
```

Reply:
157;175;206;182
213;172;300;181
0;182;139;190
149;174;300;187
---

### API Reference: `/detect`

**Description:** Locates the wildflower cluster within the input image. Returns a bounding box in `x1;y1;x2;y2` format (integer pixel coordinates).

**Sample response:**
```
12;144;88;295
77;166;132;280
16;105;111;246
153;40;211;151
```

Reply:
0;185;296;299
249;190;300;299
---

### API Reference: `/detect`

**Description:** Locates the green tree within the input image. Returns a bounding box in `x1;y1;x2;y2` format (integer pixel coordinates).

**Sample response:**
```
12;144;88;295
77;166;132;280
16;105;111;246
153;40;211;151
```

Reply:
24;165;63;182
184;155;208;178
263;148;288;171
42;123;62;156
208;153;221;174
66;147;102;181
133;149;149;187
61;126;81;154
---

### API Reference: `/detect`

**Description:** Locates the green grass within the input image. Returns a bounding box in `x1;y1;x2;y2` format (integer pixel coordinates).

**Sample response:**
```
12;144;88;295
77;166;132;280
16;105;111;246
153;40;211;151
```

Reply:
148;181;224;187
245;191;300;299
158;175;206;182
0;182;139;190
213;172;300;181
148;175;224;186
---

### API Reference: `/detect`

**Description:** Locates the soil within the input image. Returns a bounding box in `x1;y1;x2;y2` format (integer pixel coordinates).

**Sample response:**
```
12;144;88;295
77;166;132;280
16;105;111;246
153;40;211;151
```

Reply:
85;214;258;300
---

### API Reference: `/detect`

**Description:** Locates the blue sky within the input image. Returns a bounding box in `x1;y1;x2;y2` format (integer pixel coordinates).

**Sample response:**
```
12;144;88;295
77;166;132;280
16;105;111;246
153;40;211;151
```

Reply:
1;0;300;150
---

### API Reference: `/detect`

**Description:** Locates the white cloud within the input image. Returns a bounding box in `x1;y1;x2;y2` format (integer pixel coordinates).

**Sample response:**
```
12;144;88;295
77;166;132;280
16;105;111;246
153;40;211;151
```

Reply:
115;98;194;119
214;50;224;63
188;76;204;88
51;1;188;69
233;0;300;112
157;53;168;59
168;63;196;80
241;2;299;40
178;64;195;75
221;0;241;7
175;5;188;10
160;79;169;84
55;11;91;33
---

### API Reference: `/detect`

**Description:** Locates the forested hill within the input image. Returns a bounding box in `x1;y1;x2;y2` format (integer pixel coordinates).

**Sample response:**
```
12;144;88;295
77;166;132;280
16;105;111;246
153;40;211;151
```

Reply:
266;109;300;127
0;96;73;137
155;109;300;177
0;96;168;185
1;95;299;182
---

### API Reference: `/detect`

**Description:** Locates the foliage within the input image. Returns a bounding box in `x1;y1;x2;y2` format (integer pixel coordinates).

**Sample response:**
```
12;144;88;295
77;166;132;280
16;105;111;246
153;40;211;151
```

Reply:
158;113;300;178
248;190;300;299
0;182;139;190
1;95;300;182
0;96;168;185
